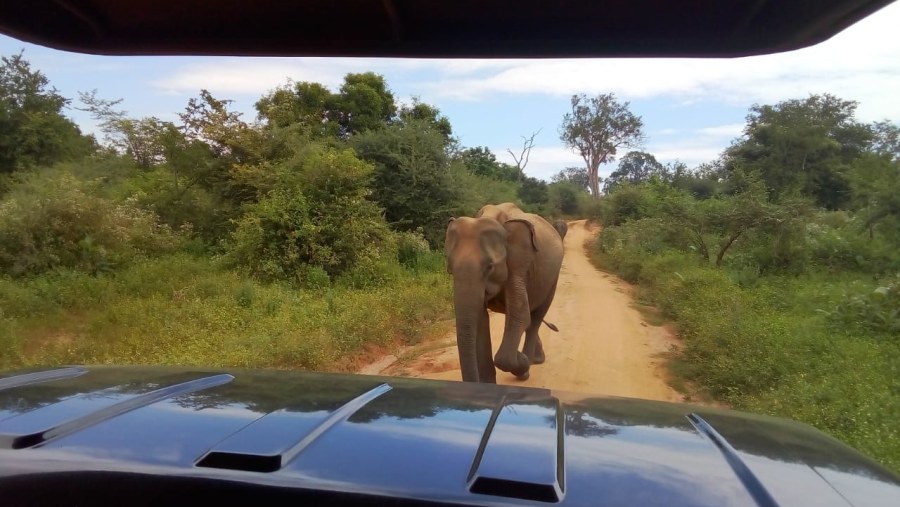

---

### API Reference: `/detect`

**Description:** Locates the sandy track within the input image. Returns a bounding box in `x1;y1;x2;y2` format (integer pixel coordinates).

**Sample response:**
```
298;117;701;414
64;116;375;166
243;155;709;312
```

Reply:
368;220;683;402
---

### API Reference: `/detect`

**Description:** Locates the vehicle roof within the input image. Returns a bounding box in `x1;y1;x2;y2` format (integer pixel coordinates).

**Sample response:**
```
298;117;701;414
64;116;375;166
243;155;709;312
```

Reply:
0;0;895;58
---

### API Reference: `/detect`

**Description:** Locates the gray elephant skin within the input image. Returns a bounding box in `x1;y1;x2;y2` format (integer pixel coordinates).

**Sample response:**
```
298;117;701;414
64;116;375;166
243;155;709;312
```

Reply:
553;220;568;239
445;203;564;383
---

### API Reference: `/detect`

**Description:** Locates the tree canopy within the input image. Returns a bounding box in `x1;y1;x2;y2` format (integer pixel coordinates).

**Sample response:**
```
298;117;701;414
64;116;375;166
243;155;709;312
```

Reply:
559;93;644;198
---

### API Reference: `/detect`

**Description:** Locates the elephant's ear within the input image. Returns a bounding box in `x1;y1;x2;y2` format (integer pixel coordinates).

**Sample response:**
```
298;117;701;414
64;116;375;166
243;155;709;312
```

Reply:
504;218;538;252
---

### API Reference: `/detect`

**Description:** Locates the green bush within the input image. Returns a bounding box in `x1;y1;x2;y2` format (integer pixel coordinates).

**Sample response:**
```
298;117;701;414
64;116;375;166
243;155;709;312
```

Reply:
396;229;432;268
826;274;900;336
0;172;181;277
228;147;395;283
601;184;660;226
594;218;683;282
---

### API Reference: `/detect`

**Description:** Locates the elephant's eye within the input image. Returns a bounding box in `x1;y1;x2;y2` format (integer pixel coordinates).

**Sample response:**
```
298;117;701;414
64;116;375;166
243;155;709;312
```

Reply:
483;262;494;276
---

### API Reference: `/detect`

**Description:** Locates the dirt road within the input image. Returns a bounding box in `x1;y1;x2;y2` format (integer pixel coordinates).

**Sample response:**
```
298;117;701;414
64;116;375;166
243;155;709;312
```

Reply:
367;220;683;402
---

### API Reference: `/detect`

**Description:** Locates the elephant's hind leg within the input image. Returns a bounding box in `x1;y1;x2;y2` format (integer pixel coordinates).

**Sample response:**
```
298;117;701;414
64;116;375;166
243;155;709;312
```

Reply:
522;283;557;367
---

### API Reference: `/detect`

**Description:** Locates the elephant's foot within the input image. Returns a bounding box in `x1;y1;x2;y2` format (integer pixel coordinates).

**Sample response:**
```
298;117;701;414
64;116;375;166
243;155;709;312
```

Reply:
515;370;530;381
494;350;530;378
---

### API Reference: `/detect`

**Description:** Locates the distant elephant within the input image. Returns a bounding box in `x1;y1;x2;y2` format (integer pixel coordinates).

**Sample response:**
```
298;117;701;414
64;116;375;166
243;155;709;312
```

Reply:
553;220;568;240
445;202;564;383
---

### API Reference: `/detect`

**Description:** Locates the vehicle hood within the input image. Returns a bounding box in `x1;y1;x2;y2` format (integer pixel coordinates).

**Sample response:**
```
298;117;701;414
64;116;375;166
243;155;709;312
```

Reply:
1;366;898;506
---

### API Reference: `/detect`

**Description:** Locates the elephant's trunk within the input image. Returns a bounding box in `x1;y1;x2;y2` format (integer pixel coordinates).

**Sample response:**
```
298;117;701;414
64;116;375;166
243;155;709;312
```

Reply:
451;269;485;383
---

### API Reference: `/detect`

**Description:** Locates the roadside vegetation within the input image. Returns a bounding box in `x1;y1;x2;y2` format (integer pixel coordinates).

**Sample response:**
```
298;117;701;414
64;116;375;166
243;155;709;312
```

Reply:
0;52;588;372
588;94;899;471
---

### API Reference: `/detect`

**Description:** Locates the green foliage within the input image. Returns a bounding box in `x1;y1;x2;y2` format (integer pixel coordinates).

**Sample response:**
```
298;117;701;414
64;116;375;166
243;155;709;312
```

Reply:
352;120;458;246
559;92;645;197
1;254;452;373
448;162;520;216
595;220;663;281
590;240;900;471
397;98;453;144
517;176;549;211
229;147;393;282
551;166;590;191
600;182;666;226
458;146;519;182
395;229;432;268
336;72;397;135
725;94;872;209
604;151;664;193
0;52;93;173
255;73;396;138
825;275;900;335
546;181;586;217
0;171;180;276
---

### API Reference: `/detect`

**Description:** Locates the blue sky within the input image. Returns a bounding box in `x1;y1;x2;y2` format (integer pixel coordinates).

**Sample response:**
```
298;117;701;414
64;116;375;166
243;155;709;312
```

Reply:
1;3;898;181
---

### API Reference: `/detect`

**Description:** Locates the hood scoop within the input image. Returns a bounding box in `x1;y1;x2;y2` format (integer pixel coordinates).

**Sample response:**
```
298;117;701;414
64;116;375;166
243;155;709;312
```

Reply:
0;367;87;391
688;413;780;507
197;383;392;473
468;393;564;503
0;373;233;449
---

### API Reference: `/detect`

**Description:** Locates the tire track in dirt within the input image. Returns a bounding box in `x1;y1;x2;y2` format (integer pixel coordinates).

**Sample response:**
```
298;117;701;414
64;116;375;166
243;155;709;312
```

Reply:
364;220;684;402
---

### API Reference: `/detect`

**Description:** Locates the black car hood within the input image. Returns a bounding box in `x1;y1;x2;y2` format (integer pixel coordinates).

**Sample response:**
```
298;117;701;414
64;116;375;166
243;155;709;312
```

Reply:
0;366;898;506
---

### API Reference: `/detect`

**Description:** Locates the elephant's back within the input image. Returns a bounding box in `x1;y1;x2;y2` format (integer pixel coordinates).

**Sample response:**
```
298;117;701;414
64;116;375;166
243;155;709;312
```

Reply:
522;213;565;257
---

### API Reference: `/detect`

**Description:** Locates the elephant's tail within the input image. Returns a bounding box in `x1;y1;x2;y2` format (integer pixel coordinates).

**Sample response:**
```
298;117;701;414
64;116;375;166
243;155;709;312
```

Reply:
543;320;559;332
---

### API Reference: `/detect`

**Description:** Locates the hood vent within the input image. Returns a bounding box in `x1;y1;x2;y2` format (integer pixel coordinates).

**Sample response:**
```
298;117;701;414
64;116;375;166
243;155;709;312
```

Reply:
197;383;392;473
468;393;564;503
688;413;780;507
0;373;233;449
0;367;87;391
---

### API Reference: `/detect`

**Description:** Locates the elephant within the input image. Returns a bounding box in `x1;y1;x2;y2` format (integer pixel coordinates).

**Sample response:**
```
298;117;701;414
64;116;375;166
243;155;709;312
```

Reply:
553;220;568;240
444;202;564;383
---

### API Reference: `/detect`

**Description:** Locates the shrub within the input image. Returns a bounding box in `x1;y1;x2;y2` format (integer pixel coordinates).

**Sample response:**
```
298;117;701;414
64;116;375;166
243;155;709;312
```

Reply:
0;172;181;277
826;274;900;336
396;229;432;269
602;184;659;226
228;147;395;283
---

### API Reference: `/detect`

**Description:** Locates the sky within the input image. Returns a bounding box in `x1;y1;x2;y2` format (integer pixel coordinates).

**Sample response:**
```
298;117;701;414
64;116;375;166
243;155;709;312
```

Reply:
1;3;898;182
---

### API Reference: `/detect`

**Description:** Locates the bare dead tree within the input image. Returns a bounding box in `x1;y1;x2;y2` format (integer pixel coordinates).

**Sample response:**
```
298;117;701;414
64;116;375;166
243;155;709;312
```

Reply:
507;129;541;180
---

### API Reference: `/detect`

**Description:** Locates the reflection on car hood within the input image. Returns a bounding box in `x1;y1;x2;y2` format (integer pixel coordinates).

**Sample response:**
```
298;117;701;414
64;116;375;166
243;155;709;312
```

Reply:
0;366;898;506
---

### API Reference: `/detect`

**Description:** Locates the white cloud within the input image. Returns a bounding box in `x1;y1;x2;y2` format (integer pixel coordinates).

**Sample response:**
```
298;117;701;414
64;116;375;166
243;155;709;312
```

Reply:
695;123;745;138
416;3;900;121
149;3;900;121
648;143;723;168
152;58;374;95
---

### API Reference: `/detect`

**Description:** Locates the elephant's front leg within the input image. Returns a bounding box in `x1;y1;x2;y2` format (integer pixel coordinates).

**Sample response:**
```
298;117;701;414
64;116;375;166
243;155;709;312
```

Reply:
494;275;531;379
476;307;496;383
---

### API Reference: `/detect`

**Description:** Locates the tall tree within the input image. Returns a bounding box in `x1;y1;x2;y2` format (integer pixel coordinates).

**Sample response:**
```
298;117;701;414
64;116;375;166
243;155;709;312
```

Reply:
335;72;396;136
559;93;644;198
351;119;458;246
604;151;664;193
254;81;334;134
396;97;453;143
0;52;92;173
459;146;519;182
551;166;590;191
725;94;871;209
